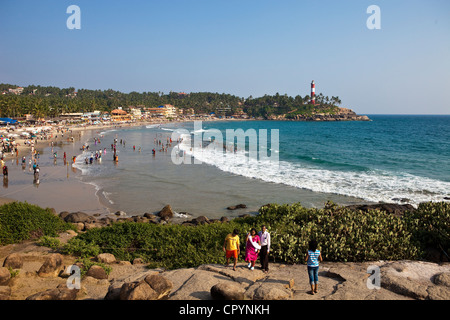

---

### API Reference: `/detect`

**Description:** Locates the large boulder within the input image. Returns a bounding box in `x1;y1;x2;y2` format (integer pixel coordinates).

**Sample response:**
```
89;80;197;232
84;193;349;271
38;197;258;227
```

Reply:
38;253;64;278
0;267;11;285
157;205;174;221
63;211;97;224
97;253;116;264
434;273;450;287
26;284;79;300
86;265;108;280
183;216;211;226
119;281;158;300
227;204;247;210
59;211;70;220
2;253;24;269
117;274;173;300
211;282;245;300
380;261;450;300
251;284;293;300
144;274;173;299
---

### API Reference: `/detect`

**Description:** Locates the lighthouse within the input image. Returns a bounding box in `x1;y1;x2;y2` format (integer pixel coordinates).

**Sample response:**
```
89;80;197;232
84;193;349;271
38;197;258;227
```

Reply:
310;80;316;105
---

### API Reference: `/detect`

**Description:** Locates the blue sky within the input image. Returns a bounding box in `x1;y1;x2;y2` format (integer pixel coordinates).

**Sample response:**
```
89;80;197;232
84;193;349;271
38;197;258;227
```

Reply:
1;0;449;114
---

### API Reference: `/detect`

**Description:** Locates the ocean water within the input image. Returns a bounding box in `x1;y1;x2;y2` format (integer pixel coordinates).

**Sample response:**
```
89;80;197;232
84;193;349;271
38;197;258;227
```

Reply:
74;115;450;218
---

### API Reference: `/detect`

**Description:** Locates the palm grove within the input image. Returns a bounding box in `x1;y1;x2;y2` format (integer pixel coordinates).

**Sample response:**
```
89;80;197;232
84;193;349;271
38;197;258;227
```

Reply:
0;84;343;120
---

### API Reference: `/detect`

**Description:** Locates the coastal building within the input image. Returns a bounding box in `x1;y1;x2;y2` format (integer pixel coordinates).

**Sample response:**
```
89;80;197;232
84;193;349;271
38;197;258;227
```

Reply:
111;108;132;122
60;113;83;120
129;107;142;120
8;87;24;95
82;111;102;123
146;105;178;118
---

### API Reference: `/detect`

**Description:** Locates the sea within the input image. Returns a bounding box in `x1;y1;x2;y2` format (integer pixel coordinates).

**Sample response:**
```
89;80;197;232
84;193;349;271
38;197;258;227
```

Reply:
71;115;450;218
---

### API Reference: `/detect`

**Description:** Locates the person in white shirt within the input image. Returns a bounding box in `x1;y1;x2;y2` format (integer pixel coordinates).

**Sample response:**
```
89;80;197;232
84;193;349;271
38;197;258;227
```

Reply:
258;225;271;273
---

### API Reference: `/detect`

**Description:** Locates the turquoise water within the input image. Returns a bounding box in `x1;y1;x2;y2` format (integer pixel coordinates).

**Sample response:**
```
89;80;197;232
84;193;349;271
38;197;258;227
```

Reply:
73;115;450;217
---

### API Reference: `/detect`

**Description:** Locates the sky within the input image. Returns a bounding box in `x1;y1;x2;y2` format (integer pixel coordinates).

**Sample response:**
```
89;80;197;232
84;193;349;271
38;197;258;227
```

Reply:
0;0;449;114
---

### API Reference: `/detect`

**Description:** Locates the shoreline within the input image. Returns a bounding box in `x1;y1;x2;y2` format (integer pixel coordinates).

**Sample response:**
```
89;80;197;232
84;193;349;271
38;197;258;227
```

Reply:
0;117;425;219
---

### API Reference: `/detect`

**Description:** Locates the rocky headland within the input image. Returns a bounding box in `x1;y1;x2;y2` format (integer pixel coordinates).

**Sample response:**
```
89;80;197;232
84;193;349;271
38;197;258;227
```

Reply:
267;107;370;122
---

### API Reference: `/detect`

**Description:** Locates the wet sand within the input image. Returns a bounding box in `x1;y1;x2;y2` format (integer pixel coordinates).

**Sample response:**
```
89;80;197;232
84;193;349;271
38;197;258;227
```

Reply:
0;122;159;215
0;129;108;214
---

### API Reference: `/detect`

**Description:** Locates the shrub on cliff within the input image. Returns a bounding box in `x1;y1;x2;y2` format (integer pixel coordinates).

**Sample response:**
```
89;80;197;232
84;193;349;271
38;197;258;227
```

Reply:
0;202;75;245
255;202;422;263
403;201;450;259
60;201;448;269
66;221;253;269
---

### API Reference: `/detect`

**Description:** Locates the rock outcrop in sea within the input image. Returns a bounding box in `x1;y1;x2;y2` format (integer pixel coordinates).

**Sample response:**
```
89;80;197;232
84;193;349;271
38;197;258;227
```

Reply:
268;107;370;121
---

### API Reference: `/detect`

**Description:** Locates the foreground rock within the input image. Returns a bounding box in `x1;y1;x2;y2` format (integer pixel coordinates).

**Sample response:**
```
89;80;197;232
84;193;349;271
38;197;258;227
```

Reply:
38;254;64;278
116;274;173;300
211;282;246;300
97;253;116;264
157;205;174;221
86;265;108;280
26;284;79;300
379;261;450;300
2;253;24;269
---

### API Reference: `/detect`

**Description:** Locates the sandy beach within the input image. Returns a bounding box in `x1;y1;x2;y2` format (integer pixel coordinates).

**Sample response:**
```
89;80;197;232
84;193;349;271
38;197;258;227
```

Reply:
0;117;276;217
0;120;165;215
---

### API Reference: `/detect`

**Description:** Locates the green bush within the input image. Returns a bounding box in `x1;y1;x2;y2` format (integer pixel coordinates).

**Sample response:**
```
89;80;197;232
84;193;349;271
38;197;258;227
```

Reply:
40;201;449;269
0;202;75;245
65;221;254;269
61;238;101;258
262;202;421;263
404;202;450;257
38;236;62;249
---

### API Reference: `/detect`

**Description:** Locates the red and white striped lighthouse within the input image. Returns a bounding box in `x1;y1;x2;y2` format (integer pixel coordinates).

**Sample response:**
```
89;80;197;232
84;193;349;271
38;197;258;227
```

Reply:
310;80;316;105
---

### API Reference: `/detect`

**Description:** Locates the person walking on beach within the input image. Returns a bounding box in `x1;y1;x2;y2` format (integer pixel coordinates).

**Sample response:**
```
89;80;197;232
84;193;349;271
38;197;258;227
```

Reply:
33;164;40;181
223;229;240;271
258;225;271;273
245;228;261;271
305;239;323;295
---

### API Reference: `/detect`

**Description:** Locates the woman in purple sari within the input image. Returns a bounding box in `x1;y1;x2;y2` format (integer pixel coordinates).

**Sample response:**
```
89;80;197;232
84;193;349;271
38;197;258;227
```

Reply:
245;228;261;270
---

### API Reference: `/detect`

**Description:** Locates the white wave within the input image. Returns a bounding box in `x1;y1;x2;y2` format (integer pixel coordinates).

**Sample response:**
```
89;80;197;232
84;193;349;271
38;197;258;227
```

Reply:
102;191;114;204
146;124;160;129
160;128;174;132
191;129;207;134
173;211;191;218
178;136;450;206
99;129;117;135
